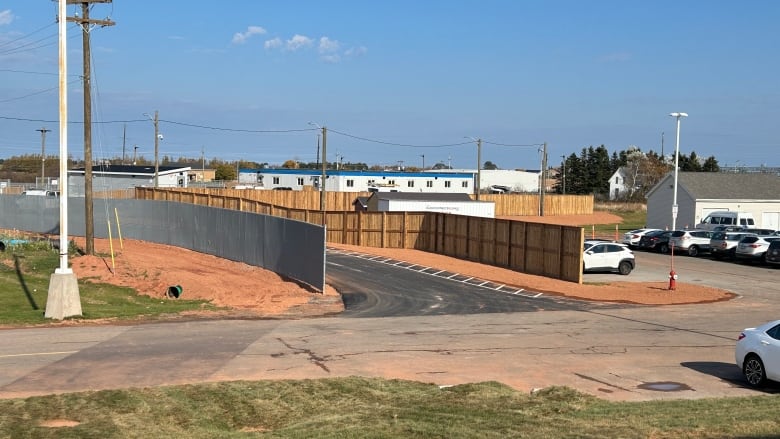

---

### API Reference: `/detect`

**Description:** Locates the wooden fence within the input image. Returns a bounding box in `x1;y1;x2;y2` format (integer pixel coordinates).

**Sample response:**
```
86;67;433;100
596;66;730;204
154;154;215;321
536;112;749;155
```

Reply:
136;187;593;216
135;187;585;283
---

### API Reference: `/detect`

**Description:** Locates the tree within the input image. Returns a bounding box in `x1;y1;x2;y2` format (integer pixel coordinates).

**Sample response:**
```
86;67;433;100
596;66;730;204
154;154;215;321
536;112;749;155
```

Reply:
702;156;720;172
483;160;498;170
214;163;236;181
282;159;299;169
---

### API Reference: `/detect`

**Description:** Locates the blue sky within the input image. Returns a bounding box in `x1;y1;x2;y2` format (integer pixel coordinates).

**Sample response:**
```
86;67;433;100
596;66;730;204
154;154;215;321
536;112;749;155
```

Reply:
1;1;779;170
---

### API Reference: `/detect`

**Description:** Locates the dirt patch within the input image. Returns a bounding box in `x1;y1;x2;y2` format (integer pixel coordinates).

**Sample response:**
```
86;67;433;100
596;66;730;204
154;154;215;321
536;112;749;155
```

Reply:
38;419;80;428
69;237;343;318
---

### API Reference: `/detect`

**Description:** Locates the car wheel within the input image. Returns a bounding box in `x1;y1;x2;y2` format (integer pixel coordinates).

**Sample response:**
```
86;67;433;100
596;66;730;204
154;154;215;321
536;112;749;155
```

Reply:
687;246;699;257
659;244;669;254
761;253;768;265
743;354;767;387
618;261;633;275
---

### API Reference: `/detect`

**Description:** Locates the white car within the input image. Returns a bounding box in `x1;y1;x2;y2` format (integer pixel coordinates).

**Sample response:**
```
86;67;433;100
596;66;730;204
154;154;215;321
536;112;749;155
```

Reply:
621;228;660;248
736;319;780;387
583;240;635;275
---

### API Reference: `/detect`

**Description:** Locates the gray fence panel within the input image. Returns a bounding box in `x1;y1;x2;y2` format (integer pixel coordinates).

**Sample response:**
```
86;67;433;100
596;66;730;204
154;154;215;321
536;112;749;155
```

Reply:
0;196;325;291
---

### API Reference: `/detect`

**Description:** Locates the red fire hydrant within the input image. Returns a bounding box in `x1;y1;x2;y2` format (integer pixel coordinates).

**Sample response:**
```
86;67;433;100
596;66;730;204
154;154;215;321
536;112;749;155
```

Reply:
668;270;677;291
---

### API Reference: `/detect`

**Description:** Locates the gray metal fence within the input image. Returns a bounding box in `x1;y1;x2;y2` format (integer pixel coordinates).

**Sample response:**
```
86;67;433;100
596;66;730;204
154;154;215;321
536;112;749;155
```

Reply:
0;196;325;291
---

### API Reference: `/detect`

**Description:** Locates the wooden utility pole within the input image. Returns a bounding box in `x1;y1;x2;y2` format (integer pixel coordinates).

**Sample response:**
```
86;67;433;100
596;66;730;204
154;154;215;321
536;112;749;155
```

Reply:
66;0;115;255
36;127;51;187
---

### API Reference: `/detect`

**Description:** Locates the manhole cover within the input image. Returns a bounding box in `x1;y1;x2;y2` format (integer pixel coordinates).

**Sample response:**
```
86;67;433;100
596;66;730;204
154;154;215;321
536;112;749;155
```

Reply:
637;381;693;392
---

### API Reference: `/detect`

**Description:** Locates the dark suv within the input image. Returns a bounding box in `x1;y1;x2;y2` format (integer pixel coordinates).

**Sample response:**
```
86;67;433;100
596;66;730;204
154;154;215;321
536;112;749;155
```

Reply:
766;240;780;266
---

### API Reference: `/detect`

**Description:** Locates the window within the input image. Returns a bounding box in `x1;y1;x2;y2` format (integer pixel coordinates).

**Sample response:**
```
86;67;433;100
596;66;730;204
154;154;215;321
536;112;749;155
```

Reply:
462;181;469;188
615;176;620;184
297;178;304;185
388;180;395;185
445;181;451;188
426;181;433;188
273;177;280;184
407;181;415;188
346;179;354;187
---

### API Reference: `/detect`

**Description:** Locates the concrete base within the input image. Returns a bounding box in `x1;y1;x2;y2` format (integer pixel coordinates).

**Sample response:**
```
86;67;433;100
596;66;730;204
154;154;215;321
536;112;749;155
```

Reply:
45;271;82;320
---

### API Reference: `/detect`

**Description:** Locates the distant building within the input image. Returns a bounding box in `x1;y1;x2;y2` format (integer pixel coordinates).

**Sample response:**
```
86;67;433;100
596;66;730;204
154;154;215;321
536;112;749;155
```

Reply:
237;168;540;194
645;172;780;230
68;164;191;195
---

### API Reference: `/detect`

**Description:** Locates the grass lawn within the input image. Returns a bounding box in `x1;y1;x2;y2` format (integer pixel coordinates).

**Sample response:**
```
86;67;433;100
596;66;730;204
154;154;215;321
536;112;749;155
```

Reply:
0;378;777;438
0;238;220;325
591;203;649;238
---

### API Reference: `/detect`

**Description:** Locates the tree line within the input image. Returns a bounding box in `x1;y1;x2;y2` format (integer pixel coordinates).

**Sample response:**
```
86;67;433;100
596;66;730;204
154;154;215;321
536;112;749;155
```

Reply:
555;145;719;200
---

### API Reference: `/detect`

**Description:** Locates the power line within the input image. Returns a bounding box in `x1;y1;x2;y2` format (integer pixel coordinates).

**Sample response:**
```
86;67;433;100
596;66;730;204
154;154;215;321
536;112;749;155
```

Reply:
160;119;316;133
0;21;56;49
0;78;82;104
328;128;473;148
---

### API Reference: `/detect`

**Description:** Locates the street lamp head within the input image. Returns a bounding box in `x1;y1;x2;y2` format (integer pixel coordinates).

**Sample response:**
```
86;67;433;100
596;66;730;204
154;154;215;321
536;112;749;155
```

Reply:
308;121;322;129
669;112;688;118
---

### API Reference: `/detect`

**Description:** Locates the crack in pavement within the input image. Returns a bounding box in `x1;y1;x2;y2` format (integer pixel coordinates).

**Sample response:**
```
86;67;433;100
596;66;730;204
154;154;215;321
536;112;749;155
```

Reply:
275;338;330;373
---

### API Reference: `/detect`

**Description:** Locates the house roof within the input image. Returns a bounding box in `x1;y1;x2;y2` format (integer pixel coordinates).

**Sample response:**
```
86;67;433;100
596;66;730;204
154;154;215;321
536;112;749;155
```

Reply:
649;172;780;200
353;196;369;207
369;192;474;202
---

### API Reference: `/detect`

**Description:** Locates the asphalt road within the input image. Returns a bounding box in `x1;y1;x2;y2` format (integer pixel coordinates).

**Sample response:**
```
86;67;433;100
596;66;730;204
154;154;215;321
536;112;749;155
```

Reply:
326;249;625;317
0;247;778;402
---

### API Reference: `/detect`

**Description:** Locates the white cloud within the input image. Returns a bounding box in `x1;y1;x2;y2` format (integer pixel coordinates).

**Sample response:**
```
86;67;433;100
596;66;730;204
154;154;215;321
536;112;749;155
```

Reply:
344;46;368;57
286;34;313;51
318;37;340;53
0;10;14;25
321;54;341;63
231;25;267;45
264;37;282;50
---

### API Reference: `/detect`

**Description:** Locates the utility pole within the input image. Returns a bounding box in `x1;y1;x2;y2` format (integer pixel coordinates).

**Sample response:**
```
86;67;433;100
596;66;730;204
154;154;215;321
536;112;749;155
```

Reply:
36;127;51;187
420;154;425;170
476;138;482;200
201;146;205;182
661;131;665;162
122;123;126;164
66;0;115;256
132;145;138;164
153;111;160;187
539;142;548;216
316;133;321;168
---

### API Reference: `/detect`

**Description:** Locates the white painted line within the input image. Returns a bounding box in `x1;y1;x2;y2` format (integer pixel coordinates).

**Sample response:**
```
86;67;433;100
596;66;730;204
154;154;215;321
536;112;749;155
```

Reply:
0;351;77;358
477;281;489;286
447;273;458;279
432;270;445;275
494;284;505;290
462;277;473;282
533;293;543;298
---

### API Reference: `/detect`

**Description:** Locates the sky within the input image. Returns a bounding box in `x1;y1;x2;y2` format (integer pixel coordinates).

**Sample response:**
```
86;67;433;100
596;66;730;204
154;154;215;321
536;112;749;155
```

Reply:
1;1;779;171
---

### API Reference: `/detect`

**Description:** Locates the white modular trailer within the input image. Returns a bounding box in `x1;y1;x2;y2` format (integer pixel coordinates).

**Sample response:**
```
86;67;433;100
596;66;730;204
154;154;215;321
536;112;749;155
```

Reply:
238;168;476;194
68;165;191;196
377;198;495;218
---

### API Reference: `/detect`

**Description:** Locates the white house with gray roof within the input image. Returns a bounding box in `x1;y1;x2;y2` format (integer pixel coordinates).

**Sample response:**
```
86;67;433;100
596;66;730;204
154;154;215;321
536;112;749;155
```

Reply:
645;172;780;230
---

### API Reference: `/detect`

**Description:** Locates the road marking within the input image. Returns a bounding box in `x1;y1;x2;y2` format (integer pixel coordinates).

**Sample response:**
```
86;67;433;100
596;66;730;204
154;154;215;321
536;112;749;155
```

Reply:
328;248;545;300
0;351;77;358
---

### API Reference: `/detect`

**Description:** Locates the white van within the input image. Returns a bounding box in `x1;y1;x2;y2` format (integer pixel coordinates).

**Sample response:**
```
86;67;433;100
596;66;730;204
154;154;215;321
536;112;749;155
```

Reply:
696;211;755;230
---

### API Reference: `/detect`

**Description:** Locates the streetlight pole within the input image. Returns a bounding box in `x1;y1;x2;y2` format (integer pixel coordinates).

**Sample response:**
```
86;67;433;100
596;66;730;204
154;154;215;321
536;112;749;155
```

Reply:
560;154;566;195
465;137;482;200
669;112;688;231
420;154;425;170
309;122;327;212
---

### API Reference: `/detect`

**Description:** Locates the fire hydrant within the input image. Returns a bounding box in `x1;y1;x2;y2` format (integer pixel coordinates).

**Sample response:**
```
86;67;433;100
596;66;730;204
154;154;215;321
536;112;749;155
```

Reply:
668;270;678;291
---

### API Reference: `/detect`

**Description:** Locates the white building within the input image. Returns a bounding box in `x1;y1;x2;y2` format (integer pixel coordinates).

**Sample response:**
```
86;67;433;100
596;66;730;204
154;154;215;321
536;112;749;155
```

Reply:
645;172;780;230
608;167;631;200
366;192;495;218
238;168;540;194
68;165;191;196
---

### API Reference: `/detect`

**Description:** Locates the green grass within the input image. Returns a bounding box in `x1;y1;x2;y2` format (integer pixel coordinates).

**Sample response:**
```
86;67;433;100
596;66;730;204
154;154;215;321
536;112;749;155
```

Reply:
0;239;220;325
588;203;649;238
0;378;777;438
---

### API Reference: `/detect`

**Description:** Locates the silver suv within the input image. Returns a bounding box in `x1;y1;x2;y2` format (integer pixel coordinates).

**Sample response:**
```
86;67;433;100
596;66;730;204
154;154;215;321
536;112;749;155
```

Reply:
669;230;713;257
710;232;756;260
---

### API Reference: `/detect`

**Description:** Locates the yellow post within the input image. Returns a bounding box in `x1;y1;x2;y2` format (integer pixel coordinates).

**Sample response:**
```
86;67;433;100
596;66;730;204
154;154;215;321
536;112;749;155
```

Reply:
107;220;116;274
591;224;595;239
615;224;619;241
114;207;124;249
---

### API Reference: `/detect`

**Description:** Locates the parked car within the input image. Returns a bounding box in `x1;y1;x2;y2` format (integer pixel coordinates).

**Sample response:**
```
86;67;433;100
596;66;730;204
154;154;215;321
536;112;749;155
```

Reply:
621;228;660;248
583;240;635;275
735;236;780;264
637;230;672;253
696;211;756;230
744;228;778;236
766;240;780;267
669;230;713;257
709;232;756;260
735;319;780;387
